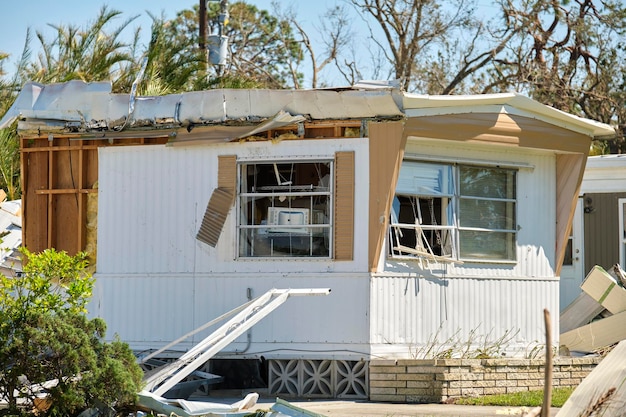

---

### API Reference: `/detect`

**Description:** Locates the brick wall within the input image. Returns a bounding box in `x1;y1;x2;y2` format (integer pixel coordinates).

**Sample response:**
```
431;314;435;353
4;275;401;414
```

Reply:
369;357;601;403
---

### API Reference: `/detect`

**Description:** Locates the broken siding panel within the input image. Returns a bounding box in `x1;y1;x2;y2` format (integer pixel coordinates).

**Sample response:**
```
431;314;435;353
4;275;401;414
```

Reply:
560;310;626;352
334;151;355;260
197;188;234;247
196;155;236;247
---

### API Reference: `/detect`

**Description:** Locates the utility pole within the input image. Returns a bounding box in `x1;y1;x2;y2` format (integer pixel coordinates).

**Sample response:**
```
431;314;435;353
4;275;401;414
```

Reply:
199;0;207;51
199;0;207;70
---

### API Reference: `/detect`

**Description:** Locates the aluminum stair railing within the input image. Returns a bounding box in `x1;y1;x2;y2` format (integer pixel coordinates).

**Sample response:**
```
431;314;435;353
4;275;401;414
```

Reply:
141;288;331;397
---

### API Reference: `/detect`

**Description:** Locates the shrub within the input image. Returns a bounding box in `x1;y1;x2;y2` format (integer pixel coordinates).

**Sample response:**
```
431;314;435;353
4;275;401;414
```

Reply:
0;248;143;416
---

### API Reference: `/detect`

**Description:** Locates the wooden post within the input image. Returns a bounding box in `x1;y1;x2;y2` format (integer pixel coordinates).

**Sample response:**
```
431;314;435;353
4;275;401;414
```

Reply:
541;308;553;417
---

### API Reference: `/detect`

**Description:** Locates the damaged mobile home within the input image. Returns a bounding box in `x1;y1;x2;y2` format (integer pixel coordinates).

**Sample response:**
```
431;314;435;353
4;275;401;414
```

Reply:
0;80;615;399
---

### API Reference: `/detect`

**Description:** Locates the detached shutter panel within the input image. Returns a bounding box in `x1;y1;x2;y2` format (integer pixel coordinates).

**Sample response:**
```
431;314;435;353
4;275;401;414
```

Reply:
197;155;236;247
334;151;355;260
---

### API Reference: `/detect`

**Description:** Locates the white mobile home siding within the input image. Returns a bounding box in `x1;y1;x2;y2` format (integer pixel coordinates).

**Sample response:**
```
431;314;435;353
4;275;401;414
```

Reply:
369;139;560;356
92;139;371;357
369;275;558;357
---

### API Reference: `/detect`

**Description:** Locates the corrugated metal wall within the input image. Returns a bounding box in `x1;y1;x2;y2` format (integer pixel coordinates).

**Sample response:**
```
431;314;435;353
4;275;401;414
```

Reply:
368;139;560;356
90;272;371;360
94;139;372;358
370;274;559;357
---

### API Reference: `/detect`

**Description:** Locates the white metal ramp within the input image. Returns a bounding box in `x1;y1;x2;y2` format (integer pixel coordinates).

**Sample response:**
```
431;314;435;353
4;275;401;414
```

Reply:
140;288;331;397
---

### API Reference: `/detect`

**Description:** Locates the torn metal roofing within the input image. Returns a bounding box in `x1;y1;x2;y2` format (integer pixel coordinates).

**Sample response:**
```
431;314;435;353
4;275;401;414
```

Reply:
0;80;615;140
0;80;403;136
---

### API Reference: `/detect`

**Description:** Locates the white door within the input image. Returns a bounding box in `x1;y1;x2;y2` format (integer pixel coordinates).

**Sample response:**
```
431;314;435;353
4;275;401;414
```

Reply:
560;198;585;311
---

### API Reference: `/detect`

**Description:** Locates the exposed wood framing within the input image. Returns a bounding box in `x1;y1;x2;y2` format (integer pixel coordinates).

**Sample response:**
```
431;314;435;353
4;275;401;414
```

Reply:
238;120;363;141
20;136;168;255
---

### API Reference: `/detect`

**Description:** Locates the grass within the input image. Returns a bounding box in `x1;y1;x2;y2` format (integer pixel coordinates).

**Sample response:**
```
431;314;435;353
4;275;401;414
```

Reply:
453;387;575;407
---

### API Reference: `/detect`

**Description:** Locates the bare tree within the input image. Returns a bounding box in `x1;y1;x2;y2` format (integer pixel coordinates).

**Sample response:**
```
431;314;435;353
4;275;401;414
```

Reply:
347;0;478;92
272;2;352;89
492;0;626;151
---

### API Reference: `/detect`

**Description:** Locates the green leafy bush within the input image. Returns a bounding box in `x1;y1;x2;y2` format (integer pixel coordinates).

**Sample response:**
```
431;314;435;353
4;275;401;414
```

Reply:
0;248;143;416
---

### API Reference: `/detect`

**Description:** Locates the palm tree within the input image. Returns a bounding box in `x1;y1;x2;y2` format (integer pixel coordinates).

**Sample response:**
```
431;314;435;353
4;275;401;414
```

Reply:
21;6;139;93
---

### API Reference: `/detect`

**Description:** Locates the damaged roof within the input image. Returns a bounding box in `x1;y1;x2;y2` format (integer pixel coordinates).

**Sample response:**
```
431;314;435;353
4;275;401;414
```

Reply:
0;80;616;140
0;80;404;139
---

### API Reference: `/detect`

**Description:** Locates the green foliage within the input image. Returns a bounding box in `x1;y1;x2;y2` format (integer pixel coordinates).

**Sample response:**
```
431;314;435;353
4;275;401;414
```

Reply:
19;6;139;93
148;2;303;91
0;126;20;200
454;386;575;407
0;248;143;416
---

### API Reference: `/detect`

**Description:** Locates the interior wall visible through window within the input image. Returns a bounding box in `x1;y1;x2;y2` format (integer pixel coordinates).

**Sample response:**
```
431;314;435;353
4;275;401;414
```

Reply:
389;161;517;262
238;160;332;258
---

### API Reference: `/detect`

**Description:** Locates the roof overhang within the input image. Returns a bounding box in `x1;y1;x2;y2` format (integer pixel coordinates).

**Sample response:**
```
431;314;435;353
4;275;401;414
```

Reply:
403;92;616;139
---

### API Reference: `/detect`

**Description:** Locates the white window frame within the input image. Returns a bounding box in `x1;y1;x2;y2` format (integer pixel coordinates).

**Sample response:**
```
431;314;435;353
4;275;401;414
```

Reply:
389;161;518;263
237;159;333;258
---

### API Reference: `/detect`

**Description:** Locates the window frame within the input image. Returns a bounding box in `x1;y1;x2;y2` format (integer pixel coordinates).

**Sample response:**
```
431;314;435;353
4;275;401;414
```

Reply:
389;160;518;263
236;158;334;259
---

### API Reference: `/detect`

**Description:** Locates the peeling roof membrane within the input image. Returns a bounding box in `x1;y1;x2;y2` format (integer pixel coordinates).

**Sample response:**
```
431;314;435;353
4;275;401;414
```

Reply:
0;80;615;140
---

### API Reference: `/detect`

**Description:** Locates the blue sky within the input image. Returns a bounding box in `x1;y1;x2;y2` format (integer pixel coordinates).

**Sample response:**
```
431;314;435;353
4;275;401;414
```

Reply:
0;0;343;86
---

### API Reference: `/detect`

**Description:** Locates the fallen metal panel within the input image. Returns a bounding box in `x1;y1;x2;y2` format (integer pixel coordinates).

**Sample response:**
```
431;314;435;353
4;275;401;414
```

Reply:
270;398;327;417
196;188;234;247
137;391;258;417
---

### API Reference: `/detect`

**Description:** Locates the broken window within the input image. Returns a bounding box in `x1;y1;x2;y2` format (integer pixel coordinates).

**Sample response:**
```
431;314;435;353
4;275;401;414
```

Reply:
238;161;332;258
389;161;517;262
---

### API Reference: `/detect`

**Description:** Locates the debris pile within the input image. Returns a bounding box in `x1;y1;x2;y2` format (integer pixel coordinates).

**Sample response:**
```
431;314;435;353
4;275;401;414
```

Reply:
560;264;626;353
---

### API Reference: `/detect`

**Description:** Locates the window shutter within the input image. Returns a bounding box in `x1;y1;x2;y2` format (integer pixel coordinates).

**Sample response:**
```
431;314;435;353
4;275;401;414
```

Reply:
334;151;355;260
197;155;236;247
218;155;237;191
